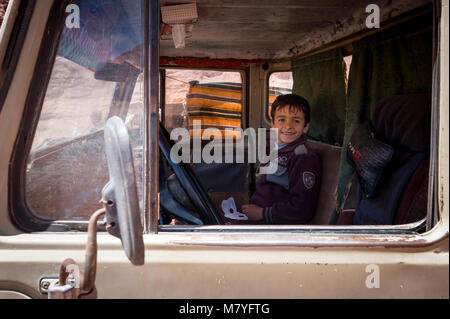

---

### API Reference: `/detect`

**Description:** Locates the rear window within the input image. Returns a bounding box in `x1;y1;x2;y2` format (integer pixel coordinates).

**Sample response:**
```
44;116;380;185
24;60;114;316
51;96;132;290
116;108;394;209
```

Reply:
164;69;243;137
267;71;293;119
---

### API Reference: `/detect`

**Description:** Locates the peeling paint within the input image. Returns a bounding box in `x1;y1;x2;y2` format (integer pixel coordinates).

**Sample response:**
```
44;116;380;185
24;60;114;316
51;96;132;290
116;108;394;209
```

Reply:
160;0;430;60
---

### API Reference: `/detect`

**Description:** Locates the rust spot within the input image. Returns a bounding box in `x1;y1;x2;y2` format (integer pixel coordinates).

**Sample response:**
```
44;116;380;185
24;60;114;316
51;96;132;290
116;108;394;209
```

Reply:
160;57;247;68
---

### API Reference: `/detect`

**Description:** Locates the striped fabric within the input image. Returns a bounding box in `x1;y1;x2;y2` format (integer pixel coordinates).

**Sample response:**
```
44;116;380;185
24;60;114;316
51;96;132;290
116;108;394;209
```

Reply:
187;82;243;138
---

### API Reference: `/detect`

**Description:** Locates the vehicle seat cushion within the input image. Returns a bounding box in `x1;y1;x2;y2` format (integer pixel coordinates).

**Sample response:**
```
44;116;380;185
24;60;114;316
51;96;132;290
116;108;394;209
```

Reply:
346;121;394;198
336;210;355;225
192;162;250;193
353;152;426;225
394;158;429;225
372;94;431;154
338;159;429;226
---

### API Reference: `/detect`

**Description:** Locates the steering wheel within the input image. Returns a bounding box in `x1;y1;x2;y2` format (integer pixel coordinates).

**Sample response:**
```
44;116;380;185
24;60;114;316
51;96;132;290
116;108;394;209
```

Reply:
159;124;223;225
158;154;203;225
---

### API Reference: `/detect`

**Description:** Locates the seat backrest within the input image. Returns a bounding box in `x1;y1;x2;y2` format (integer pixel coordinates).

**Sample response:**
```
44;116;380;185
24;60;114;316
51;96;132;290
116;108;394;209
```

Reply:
306;140;342;225
394;158;429;225
339;94;432;225
372;94;431;154
372;94;431;225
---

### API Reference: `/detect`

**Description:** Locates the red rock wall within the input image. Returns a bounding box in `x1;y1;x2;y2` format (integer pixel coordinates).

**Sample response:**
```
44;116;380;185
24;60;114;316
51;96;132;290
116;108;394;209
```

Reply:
0;0;9;27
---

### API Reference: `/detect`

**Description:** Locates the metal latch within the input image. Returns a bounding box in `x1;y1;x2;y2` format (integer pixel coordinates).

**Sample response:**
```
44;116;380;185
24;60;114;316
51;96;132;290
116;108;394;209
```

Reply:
41;209;105;299
39;277;76;295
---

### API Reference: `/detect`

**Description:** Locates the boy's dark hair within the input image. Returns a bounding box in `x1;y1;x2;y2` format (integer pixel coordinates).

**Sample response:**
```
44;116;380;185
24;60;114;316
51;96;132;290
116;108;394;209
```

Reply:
270;94;311;124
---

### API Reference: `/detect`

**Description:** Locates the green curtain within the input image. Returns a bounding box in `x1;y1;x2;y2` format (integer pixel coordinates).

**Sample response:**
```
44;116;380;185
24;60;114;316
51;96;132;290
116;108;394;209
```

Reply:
292;48;347;145
336;12;433;205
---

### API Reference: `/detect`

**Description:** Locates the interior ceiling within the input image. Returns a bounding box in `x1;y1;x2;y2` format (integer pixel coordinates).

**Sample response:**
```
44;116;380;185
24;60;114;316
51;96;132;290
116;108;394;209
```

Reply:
160;0;431;60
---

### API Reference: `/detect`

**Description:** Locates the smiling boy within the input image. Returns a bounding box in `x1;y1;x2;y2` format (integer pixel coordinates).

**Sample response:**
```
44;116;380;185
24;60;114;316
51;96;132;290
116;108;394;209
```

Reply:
242;94;322;224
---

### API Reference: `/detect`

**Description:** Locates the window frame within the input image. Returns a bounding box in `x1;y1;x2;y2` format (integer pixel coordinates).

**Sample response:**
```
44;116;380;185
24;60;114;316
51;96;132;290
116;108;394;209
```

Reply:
8;0;148;232
0;0;36;113
157;52;437;239
9;0;73;232
154;13;446;246
261;62;293;128
8;1;447;250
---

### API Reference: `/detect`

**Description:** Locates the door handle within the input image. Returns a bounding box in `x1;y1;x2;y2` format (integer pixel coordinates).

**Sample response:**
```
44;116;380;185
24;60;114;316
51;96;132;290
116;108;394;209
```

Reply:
46;209;105;299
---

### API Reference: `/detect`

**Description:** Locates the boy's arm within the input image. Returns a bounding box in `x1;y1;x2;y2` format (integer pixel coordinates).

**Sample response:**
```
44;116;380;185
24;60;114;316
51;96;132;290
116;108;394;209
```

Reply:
264;155;321;224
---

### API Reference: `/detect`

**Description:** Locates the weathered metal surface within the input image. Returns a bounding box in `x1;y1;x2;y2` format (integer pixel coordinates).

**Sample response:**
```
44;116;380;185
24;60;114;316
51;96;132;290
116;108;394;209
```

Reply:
1;231;448;298
82;208;105;293
160;57;246;68
44;208;105;299
49;258;80;299
144;0;160;234
160;0;431;60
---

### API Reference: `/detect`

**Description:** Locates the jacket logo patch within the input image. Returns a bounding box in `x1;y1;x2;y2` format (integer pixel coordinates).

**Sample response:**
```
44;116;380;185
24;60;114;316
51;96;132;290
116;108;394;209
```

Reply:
303;172;316;189
278;156;288;165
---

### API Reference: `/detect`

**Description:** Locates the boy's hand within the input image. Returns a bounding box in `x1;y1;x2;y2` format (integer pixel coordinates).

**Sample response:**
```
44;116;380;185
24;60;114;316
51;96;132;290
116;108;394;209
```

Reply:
241;205;263;221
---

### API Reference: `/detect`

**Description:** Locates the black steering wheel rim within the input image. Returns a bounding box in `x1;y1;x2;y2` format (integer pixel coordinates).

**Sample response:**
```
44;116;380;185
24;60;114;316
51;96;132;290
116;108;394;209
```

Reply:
159;124;223;225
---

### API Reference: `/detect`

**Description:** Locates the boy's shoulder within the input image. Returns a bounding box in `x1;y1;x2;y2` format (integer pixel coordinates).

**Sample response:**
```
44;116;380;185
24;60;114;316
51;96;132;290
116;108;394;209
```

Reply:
280;136;320;161
290;143;320;165
281;139;321;174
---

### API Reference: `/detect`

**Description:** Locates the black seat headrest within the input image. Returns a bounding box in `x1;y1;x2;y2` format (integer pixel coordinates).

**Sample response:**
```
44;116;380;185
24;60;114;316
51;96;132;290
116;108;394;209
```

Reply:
371;94;432;154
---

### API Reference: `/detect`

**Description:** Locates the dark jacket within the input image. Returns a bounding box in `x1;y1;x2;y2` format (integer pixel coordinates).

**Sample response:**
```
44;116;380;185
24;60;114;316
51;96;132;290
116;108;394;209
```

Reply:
251;135;321;224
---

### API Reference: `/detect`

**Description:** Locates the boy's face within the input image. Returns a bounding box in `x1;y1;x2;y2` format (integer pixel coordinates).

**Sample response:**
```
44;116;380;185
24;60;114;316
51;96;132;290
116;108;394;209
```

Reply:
271;105;309;145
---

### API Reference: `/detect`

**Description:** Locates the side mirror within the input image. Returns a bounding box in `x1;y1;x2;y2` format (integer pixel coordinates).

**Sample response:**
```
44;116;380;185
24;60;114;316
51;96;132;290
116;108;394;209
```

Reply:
47;117;144;299
102;116;145;266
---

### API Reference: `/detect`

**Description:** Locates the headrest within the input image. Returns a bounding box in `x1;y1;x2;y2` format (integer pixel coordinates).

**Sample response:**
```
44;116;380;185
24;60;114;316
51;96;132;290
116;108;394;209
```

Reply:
371;94;431;154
